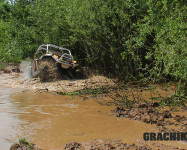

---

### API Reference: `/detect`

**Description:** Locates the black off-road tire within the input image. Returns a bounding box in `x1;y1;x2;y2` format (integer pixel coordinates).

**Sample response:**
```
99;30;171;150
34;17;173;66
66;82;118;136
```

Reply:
38;59;59;82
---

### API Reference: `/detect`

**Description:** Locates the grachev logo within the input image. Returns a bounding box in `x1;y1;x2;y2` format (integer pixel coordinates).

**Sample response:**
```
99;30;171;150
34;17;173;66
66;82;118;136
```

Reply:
143;132;187;141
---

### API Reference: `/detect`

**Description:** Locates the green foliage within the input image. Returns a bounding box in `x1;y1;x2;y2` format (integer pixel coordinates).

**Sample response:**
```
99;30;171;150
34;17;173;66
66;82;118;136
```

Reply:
0;63;6;69
19;138;28;144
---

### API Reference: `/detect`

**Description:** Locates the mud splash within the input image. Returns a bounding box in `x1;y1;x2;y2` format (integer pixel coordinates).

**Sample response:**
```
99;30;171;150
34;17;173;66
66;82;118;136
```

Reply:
19;60;32;79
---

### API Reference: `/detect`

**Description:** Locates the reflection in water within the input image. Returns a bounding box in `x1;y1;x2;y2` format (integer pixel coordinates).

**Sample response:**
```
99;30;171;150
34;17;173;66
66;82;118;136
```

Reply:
0;87;186;150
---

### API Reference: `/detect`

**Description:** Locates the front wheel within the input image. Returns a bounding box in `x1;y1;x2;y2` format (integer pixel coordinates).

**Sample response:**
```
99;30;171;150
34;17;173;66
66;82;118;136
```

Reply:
38;60;59;82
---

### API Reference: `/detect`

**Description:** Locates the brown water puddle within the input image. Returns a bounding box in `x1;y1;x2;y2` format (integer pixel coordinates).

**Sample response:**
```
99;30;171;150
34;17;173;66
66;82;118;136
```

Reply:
0;87;186;150
112;83;176;102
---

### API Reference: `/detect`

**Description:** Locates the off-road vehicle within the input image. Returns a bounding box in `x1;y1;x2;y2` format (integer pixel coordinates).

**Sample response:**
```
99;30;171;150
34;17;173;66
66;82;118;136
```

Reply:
31;44;78;81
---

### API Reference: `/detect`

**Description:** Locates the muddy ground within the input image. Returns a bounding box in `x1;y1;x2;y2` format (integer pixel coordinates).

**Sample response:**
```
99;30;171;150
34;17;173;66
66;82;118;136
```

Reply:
10;142;41;150
1;63;186;150
63;139;187;150
11;139;186;150
0;64;115;93
112;102;187;133
9;140;153;150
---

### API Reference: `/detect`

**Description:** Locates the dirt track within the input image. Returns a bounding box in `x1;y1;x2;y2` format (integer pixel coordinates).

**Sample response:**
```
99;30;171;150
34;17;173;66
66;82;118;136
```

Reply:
0;70;115;93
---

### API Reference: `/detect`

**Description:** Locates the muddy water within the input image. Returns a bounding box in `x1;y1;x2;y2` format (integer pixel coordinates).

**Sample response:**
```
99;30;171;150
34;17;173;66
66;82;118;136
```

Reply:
0;87;186;150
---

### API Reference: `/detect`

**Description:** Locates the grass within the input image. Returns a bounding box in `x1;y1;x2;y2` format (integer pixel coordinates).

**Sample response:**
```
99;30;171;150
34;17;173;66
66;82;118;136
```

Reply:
57;80;186;108
19;138;33;148
19;138;28;144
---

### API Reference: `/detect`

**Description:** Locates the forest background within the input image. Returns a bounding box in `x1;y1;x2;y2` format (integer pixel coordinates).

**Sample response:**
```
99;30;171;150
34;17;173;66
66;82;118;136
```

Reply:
0;0;186;104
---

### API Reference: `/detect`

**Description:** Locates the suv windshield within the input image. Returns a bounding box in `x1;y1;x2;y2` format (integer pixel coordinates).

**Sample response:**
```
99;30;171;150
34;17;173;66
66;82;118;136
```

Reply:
48;47;62;56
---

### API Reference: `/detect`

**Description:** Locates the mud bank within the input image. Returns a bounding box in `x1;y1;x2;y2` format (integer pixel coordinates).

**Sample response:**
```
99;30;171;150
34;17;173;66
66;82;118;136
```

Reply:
63;140;150;150
64;139;187;150
10;141;41;150
112;102;187;134
0;68;114;93
11;139;186;150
